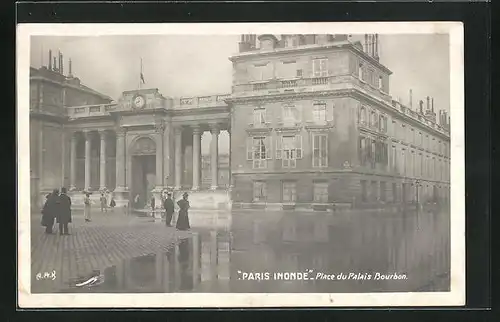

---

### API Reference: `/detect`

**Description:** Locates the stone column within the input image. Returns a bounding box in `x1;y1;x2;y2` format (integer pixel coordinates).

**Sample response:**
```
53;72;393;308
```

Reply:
154;122;164;188
115;128;126;190
163;121;172;188
210;124;220;190
83;130;92;191
192;126;202;191
69;132;77;191
174;127;183;190
99;130;107;190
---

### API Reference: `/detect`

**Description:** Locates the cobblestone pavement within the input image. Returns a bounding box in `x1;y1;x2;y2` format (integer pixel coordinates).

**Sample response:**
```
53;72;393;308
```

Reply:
30;209;194;293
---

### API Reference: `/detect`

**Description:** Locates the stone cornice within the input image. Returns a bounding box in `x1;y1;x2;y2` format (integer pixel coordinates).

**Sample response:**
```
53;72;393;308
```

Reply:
30;111;67;123
30;76;112;101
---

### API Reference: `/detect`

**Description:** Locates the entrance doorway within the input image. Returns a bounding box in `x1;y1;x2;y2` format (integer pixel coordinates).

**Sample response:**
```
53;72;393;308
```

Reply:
130;136;157;210
131;155;156;209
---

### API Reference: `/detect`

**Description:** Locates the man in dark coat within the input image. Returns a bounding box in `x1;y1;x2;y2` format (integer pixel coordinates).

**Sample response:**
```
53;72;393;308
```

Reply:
163;192;175;227
41;189;59;234
57;187;72;235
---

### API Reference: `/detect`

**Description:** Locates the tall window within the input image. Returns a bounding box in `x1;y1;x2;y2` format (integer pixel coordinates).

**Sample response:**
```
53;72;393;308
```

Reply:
253;107;266;127
282;104;301;126
418;132;423;146
371;139;376;168
358;63;363;80
313;102;327;123
312;58;328;77
313;181;329;203
370;111;377;127
276;135;302;168
361;180;367;202
401;149;406;176
360;106;367;125
411;128;415;144
392;182;398;202
247;136;271;169
393;120;398;138
392;145;397;172
282;181;297;202
253;181;267;201
253;64;269;81
313;134;328;167
371;181;378;201
380;181;386;202
280;60;297;79
379;115;387;133
378;76;383;90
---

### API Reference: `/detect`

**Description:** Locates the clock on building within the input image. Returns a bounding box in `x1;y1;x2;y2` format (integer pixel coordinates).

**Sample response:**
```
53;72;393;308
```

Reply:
133;94;146;109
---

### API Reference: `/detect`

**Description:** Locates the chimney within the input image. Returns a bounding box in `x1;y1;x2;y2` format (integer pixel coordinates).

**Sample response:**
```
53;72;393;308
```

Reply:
60;52;64;75
426;96;430;111
68;58;73;77
419;100;424;114
53;57;57;71
374;34;379;60
48;50;52;70
409;89;413;108
364;34;368;53
431;97;434;112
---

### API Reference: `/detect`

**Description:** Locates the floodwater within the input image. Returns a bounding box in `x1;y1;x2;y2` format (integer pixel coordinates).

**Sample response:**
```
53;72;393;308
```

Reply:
57;206;450;293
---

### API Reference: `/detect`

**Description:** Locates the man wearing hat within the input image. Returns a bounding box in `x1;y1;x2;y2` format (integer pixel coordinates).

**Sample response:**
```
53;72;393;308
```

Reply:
163;192;175;227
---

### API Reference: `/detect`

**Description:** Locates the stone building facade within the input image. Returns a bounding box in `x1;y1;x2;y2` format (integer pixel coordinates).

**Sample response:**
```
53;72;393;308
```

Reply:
29;35;450;211
228;34;450;209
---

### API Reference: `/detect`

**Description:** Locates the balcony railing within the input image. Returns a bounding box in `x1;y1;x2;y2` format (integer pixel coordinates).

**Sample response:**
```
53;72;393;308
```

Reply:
66;94;231;119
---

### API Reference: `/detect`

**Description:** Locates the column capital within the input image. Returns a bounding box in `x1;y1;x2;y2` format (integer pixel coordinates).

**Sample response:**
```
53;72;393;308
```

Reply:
174;126;183;136
154;122;165;134
209;123;221;134
98;129;108;137
192;125;202;135
82;129;93;139
115;127;126;137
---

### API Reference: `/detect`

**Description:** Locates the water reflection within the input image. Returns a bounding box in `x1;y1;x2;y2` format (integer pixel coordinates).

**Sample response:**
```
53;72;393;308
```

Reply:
58;207;450;293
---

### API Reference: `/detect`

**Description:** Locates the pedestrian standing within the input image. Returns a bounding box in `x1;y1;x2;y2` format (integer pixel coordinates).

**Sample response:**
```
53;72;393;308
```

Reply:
109;196;116;212
84;192;92;222
150;196;156;217
164;192;175;227
41;189;59;234
100;193;107;213
57;187;72;235
176;192;191;231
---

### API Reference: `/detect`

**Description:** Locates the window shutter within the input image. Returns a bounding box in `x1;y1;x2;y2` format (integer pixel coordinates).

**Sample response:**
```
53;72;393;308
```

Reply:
265;136;272;160
327;104;334;122
296;134;303;159
247;137;253;160
276;136;282;159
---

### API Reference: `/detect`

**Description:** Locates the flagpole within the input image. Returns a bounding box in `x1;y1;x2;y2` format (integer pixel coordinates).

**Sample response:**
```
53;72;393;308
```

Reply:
139;57;142;89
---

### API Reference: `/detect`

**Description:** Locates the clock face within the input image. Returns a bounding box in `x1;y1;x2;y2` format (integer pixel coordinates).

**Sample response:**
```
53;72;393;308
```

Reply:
133;95;145;108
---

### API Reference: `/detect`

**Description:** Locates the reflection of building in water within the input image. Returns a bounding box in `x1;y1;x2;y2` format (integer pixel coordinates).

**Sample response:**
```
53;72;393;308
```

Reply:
102;234;202;292
230;211;450;292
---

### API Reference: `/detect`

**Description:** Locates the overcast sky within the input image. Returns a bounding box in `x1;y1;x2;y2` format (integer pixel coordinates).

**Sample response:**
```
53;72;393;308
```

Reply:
30;34;450;153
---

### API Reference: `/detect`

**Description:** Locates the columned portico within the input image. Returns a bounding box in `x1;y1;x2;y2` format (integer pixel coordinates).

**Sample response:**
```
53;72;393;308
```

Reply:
99;130;107;190
115;128;127;191
174;127;183;190
210;124;220;190
192;125;202;191
69;132;77;191
83;130;92;191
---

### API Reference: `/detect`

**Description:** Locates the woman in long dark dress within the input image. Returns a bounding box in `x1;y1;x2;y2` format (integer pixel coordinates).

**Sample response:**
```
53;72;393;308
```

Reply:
176;192;190;231
41;189;59;234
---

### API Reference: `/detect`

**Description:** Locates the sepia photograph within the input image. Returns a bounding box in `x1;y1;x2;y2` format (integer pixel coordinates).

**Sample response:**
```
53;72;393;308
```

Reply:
17;22;465;307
